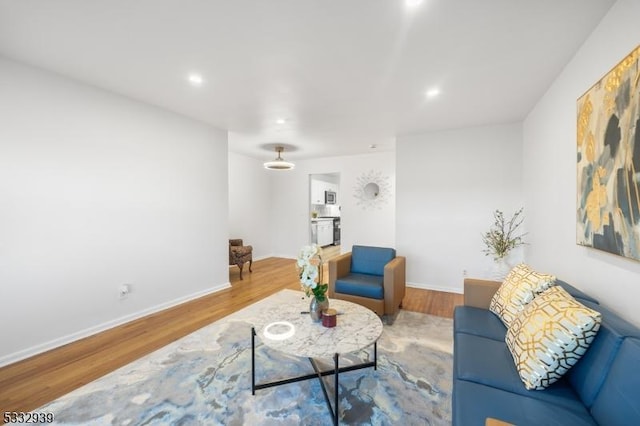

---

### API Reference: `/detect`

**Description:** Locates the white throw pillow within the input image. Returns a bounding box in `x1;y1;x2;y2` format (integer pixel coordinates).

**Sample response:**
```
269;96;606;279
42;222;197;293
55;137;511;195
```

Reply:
489;263;556;327
505;286;602;390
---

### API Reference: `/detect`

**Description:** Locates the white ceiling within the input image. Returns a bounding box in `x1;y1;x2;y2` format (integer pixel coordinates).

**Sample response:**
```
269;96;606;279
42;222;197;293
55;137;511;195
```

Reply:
0;0;615;161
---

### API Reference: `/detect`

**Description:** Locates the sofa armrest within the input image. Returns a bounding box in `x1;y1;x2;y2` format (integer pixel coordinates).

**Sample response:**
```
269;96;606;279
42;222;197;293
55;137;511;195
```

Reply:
384;256;406;315
328;252;352;298
464;278;501;309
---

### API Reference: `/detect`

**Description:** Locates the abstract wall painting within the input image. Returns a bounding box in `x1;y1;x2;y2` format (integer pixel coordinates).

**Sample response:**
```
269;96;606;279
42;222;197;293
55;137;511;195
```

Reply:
577;45;640;261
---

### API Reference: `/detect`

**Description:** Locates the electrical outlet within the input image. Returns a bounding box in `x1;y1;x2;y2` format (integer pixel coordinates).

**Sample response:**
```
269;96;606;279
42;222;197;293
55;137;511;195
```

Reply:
119;284;131;299
462;269;468;277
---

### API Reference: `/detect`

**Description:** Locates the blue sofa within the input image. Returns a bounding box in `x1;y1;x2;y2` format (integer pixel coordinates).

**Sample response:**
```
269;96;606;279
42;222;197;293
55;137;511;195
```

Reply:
453;278;640;426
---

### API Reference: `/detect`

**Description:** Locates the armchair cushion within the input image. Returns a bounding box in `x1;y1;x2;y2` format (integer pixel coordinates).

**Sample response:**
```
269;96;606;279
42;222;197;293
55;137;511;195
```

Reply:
230;245;252;259
351;245;396;276
335;273;384;299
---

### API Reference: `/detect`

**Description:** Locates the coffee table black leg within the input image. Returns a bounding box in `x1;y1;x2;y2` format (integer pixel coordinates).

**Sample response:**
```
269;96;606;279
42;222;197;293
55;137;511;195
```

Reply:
374;341;377;370
251;327;256;395
253;340;377;425
334;353;339;426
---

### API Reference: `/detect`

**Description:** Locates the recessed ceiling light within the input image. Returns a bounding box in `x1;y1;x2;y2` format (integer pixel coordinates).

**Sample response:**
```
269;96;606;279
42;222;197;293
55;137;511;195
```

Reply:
425;88;440;98
276;118;286;124
187;73;204;86
405;0;424;8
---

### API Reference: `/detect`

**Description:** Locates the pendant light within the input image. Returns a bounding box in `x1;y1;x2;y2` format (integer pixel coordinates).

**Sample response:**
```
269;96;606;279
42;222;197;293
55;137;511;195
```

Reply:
263;146;295;171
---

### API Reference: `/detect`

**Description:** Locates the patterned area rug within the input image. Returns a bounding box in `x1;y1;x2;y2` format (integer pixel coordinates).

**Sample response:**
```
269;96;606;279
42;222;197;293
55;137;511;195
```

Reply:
39;290;453;425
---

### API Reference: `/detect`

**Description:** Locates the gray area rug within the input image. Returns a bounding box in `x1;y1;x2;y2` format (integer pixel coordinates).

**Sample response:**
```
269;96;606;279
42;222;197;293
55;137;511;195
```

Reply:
39;291;453;425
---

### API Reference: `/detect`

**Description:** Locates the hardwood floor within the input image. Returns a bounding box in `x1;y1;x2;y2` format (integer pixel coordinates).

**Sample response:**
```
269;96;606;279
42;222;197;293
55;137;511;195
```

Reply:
0;257;462;415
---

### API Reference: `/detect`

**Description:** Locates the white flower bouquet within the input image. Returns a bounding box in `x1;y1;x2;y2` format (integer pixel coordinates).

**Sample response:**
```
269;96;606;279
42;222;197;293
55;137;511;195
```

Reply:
296;244;328;302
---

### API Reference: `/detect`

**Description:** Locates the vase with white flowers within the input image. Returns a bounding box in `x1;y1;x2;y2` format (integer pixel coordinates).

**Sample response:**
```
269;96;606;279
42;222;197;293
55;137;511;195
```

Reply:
296;244;329;322
482;208;527;279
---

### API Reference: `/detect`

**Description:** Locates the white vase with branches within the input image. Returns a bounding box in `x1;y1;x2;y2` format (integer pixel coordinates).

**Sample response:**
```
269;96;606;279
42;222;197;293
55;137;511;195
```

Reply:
482;208;527;280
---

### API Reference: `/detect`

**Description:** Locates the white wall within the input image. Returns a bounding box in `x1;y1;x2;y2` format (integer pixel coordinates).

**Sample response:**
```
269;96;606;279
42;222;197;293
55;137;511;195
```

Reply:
269;152;396;258
228;152;272;259
0;58;230;365
523;0;640;326
397;123;524;293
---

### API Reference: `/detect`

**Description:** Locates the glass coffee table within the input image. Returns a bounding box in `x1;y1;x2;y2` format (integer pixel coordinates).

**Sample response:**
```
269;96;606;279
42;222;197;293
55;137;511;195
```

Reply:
251;292;383;425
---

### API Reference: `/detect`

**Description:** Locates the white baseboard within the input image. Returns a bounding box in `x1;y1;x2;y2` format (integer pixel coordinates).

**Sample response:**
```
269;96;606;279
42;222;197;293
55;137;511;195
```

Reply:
0;282;231;368
407;281;463;294
272;253;296;260
227;254;291;263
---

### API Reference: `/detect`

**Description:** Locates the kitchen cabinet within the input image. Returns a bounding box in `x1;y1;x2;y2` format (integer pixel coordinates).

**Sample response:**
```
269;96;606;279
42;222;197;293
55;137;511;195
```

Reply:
311;179;326;204
310;179;340;205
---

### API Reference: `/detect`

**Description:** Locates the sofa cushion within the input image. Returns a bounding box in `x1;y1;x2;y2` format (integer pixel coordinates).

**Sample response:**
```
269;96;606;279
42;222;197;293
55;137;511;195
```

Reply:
453;380;597;426
454;306;507;341
454;332;522;390
567;299;640;407
555;279;599;304
590;338;640;426
334;273;384;299
489;263;556;327
350;245;395;276
505;286;602;390
454;333;587;409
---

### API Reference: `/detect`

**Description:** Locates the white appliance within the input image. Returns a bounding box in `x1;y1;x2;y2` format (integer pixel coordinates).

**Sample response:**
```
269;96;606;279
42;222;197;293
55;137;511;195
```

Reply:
311;222;318;244
312;218;334;246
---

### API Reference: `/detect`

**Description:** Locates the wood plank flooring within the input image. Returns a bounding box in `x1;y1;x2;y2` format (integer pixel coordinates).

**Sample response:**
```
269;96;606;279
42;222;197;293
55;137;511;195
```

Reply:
0;256;462;415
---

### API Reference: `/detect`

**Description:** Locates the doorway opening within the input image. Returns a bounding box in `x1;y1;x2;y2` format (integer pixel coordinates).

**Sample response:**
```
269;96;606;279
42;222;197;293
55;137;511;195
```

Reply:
309;172;341;258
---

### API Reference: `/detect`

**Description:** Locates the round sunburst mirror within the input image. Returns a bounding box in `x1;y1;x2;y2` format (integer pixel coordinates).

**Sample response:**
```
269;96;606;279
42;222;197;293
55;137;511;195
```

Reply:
353;170;391;209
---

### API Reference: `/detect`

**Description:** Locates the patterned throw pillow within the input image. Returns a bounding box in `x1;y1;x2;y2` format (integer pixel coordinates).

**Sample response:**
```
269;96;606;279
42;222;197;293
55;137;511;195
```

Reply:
489;263;556;327
506;286;602;390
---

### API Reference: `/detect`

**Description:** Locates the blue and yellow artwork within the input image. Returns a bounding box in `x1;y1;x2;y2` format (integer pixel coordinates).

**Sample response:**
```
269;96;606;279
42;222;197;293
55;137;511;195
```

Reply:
577;45;640;260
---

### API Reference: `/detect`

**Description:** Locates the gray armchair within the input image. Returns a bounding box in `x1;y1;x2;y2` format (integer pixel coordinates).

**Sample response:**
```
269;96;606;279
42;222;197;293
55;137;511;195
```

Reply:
328;245;406;324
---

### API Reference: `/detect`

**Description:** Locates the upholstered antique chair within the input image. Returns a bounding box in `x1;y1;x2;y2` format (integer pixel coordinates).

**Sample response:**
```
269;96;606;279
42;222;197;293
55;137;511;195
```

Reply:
328;245;406;324
229;239;253;280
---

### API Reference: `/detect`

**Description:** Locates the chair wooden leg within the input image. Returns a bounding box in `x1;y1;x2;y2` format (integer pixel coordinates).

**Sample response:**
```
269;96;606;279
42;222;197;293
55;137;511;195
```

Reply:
249;259;253;273
238;263;244;280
